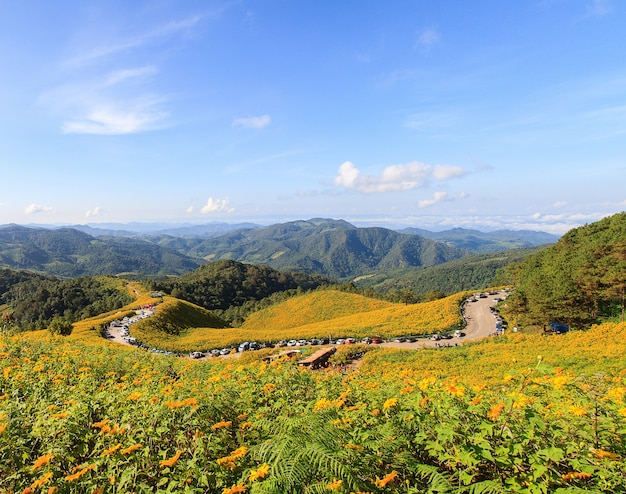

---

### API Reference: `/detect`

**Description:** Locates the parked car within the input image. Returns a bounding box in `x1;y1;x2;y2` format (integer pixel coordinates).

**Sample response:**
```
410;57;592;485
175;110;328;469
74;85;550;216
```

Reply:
549;322;569;334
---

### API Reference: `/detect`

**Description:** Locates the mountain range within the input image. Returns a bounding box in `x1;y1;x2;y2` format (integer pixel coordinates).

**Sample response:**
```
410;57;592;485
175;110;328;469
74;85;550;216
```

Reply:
0;219;559;280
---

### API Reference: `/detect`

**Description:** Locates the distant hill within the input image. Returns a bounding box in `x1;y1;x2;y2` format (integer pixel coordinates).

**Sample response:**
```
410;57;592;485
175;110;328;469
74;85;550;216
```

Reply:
0;224;203;277
66;221;260;238
182;218;469;280
397;227;559;252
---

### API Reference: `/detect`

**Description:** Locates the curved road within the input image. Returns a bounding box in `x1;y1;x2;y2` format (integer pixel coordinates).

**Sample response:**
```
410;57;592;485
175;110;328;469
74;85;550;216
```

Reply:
380;290;507;349
105;291;507;355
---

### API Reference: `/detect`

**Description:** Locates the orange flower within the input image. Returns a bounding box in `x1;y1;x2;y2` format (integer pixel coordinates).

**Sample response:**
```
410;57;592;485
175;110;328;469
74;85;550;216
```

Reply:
327;478;342;490
217;446;248;470
64;464;95;482
470;396;483;406
487;403;506;421
212;421;232;430
120;444;143;455
222;484;247;494
444;382;465;397
160;450;183;468
30;472;53;488
32;453;54;471
127;391;143;401
591;448;621;461
103;444;123;455
375;470;399;487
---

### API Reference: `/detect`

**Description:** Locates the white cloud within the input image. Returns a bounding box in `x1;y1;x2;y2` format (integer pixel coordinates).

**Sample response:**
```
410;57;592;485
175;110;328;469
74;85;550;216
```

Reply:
85;206;104;218
553;201;567;208
233;115;271;129
24;204;54;214
201;197;235;214
334;161;468;194
185;205;194;214
418;192;449;208
62;101;168;135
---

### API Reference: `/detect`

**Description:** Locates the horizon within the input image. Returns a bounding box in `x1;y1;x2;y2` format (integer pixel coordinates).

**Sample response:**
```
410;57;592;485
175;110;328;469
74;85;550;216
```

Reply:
1;1;625;235
2;214;578;236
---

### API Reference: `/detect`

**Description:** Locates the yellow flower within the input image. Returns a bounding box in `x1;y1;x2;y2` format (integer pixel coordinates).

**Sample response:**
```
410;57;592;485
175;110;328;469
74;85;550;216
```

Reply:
607;387;626;403
383;397;398;410
263;383;276;393
249;463;270;482
568;405;588;417
160;450;183;468
327;478;343;490
30;471;53;488
375;470;399;487
32;453;54;471
552;375;569;390
127;391;142;401
444;382;465;397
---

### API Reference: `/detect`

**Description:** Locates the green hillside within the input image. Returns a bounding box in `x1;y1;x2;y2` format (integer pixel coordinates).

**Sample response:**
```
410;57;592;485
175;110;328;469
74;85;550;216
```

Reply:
504;211;626;328
0;224;203;277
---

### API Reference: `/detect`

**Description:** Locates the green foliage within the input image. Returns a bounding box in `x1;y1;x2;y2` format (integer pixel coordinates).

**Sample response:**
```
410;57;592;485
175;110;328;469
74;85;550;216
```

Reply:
359;249;535;296
0;225;203;277
504;212;626;327
48;317;73;336
0;270;133;330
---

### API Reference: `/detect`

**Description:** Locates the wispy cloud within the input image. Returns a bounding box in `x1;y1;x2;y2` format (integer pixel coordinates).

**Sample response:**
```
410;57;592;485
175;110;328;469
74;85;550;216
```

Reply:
414;26;441;50
200;197;235;214
233;115;271;129
66;15;203;67
584;0;613;17
418;191;468;208
62;98;168;135
24;204;54;214
334;161;468;194
41;12;208;135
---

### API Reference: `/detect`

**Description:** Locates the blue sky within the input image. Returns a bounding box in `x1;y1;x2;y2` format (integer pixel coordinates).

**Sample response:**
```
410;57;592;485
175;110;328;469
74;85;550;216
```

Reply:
1;0;625;233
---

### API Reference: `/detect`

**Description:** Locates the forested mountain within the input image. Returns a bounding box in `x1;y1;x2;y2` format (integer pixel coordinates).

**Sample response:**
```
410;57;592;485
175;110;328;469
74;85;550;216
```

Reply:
0;268;132;330
398;227;558;252
148;259;333;325
504;212;626;328
0;224;203;277
178;218;469;280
